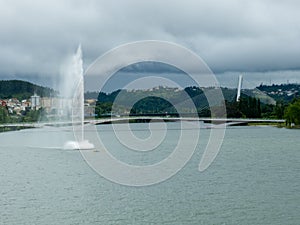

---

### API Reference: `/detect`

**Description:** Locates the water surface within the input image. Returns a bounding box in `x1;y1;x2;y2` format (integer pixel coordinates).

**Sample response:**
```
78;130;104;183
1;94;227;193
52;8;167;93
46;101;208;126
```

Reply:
0;124;299;224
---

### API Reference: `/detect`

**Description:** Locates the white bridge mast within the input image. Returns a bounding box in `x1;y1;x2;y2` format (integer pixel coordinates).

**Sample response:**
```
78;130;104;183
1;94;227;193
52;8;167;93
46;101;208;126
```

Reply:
236;75;243;102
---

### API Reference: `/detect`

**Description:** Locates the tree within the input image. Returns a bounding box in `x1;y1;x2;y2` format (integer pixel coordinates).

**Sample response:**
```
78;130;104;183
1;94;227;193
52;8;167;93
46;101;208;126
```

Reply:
225;100;242;118
95;102;113;117
0;106;9;123
274;100;285;119
284;98;300;126
238;96;262;118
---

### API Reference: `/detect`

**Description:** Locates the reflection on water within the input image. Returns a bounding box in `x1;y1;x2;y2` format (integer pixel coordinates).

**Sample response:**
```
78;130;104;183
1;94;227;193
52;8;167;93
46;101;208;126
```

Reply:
0;124;299;224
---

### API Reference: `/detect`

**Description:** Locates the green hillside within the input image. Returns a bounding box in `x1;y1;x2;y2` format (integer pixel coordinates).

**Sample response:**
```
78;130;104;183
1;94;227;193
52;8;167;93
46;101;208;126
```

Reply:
0;80;57;100
94;84;300;119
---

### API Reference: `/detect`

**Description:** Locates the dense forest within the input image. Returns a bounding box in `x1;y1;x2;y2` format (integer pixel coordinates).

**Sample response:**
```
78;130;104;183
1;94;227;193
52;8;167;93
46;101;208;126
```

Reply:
0;80;57;100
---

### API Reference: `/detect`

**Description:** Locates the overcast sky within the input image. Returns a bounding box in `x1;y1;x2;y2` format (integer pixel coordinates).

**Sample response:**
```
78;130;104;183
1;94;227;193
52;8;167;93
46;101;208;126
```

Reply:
0;0;300;89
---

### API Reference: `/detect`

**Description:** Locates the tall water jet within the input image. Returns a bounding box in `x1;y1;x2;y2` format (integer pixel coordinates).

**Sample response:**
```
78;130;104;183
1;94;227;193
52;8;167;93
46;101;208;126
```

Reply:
72;45;84;142
61;45;94;150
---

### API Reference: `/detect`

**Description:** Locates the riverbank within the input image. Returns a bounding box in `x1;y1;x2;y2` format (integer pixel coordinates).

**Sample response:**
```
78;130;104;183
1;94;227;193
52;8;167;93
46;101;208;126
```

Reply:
249;122;300;129
248;122;285;127
0;126;35;133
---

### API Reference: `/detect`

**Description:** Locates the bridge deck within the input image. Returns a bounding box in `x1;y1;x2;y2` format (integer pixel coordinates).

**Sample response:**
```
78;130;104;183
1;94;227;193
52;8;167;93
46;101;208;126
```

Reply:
0;117;285;128
88;117;285;125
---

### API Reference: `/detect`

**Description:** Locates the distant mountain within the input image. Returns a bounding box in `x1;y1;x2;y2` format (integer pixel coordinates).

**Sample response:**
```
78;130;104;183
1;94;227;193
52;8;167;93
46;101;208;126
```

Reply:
0;80;57;100
94;84;300;118
84;91;99;100
95;86;259;105
95;86;232;117
86;83;300;104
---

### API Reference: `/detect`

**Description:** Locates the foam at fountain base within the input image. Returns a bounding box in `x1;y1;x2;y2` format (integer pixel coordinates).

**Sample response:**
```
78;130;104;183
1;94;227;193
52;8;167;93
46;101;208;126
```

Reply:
63;140;95;150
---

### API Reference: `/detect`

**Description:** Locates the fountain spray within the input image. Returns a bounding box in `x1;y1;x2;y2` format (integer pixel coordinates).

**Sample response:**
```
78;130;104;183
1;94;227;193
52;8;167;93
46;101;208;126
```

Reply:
62;45;94;150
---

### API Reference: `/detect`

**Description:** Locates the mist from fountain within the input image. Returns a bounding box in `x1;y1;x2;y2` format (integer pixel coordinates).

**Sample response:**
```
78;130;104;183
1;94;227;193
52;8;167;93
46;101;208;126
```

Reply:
61;45;95;150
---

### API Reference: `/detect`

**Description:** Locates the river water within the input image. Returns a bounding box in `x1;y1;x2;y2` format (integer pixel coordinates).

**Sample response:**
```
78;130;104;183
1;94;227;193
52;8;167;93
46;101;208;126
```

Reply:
0;123;299;225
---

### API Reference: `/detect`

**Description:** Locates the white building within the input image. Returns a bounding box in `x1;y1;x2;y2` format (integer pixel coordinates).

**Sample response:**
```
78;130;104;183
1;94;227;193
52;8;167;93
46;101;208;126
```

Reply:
31;93;40;110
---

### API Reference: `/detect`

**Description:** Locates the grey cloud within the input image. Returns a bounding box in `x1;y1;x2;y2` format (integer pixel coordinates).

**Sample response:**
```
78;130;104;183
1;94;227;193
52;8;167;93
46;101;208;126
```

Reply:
0;0;299;85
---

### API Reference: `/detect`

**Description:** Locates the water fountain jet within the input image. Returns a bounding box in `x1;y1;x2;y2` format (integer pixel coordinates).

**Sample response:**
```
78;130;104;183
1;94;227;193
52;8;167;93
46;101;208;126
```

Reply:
61;45;95;150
